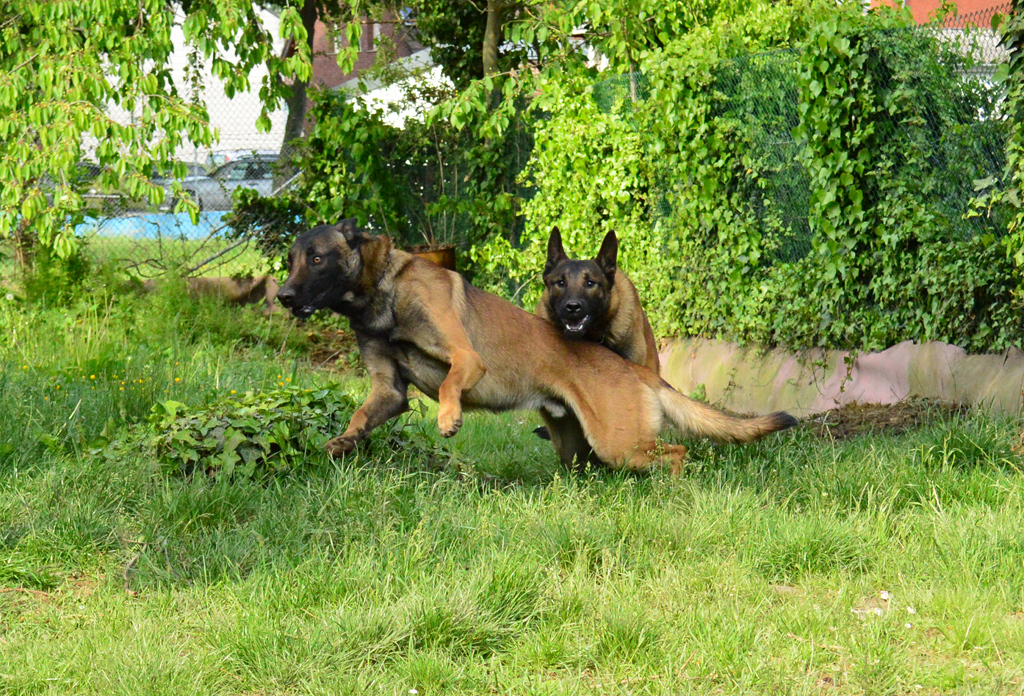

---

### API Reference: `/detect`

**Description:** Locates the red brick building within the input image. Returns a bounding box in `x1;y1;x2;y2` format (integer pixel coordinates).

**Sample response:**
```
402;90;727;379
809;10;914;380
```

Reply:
870;0;1009;25
309;12;422;91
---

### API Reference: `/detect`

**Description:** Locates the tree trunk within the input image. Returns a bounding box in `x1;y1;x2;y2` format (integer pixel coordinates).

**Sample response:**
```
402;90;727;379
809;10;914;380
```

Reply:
13;217;34;271
275;0;319;190
482;0;503;77
483;0;506;110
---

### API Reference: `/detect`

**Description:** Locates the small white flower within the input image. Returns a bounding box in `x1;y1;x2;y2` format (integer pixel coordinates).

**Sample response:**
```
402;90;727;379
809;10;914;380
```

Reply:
907;606;916;614
905;622;912;629
5;293;13;301
409;690;419;695
880;590;890;601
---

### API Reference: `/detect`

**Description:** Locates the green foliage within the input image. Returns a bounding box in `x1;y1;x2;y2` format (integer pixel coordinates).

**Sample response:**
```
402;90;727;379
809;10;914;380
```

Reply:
471;0;1021;352
974;5;1024;280
232;87;528;276
474;2;819;332
150;387;356;480
411;0;525;90
0;0;312;260
776;5;1018;351
469;77;668;306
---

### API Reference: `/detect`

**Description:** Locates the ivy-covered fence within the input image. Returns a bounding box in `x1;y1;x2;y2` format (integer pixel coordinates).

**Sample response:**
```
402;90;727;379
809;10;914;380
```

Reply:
481;3;1022;354
164;2;1024;356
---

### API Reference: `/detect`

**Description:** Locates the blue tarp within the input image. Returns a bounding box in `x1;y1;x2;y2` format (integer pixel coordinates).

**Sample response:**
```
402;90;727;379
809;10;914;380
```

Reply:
78;212;230;240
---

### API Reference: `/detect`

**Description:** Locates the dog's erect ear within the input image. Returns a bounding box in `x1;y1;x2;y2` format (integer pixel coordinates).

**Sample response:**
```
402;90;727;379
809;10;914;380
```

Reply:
335;218;363;247
595;230;618;282
545;226;568;276
359;234;392;291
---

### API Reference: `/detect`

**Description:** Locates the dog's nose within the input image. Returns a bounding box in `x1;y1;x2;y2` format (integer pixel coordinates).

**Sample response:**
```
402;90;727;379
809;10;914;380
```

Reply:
565;301;583;316
277;287;296;308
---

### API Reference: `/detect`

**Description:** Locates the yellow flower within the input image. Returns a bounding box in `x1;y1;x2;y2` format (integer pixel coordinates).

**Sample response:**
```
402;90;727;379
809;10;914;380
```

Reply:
90;375;95;379
174;377;180;382
286;378;291;382
231;390;237;394
22;365;27;370
55;385;60;390
119;387;124;391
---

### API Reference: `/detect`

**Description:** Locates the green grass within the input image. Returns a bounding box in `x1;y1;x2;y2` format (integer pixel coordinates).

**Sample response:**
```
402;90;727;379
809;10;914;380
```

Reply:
2;288;1024;694
85;234;269;278
2;233;267;282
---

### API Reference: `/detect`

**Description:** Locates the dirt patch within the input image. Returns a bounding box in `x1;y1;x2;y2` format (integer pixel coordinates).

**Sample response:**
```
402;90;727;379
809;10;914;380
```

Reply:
305;328;359;370
805;398;969;440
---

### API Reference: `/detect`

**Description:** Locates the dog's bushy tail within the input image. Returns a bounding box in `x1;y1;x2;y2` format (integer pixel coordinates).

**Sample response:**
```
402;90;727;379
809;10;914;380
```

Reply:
657;385;798;444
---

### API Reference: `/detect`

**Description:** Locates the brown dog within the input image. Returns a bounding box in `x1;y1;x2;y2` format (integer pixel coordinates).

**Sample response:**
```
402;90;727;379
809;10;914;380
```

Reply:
537;227;658;373
276;219;797;473
535;228;660;459
143;275;280;315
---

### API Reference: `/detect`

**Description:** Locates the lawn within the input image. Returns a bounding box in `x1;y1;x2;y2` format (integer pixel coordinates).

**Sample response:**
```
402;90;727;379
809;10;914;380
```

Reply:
1;213;268;282
86;233;269;279
1;285;1023;695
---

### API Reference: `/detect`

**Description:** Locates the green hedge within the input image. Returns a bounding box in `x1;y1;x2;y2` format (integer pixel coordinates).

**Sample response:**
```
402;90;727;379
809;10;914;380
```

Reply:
474;2;1022;353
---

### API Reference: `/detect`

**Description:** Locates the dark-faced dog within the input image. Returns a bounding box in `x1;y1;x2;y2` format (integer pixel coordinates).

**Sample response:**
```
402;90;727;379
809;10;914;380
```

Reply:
276;219;797;473
537;227;659;373
534;227;660;456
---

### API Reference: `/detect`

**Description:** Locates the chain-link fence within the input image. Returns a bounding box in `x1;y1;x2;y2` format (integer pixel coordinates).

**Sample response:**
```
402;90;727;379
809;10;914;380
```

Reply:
591;3;1010;264
70;154;280;280
2;4;1014;285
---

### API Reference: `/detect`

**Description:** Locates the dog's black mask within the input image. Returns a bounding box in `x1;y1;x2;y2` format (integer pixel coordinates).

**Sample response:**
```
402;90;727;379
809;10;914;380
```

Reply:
276;218;365;319
541;227;618;339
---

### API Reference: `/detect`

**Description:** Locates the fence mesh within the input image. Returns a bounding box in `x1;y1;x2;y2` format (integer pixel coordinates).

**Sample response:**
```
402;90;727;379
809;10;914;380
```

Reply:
591;4;1010;264
1;4;1015;285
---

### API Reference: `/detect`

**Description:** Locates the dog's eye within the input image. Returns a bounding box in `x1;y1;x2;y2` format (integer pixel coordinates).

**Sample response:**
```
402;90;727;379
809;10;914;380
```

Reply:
312;256;322;264
585;279;596;288
554;279;566;288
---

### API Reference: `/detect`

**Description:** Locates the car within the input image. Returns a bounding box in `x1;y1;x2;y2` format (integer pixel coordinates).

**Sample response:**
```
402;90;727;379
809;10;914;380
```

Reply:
161;154;278;212
151;160;209;181
206;149;278;169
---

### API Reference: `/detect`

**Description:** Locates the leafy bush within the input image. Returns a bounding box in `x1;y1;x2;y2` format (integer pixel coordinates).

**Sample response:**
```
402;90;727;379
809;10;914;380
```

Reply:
230;87;529;280
150;387;358;480
473;1;1021;352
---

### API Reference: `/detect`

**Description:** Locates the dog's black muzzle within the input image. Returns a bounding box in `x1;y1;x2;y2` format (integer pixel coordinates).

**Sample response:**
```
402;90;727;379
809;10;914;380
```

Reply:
276;287;316;319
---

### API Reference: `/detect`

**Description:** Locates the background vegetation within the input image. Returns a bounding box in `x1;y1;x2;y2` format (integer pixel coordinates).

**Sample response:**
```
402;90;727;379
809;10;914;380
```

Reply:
4;2;1024;690
218;0;1024;353
2;278;1024;694
5;0;1023;352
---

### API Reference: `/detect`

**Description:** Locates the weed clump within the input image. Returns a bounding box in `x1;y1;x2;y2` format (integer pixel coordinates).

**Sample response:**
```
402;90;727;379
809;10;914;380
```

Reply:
149;387;358;479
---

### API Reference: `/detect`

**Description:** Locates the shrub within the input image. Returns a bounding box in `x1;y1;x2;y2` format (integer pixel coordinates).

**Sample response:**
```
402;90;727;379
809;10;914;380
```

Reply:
150;387;358;480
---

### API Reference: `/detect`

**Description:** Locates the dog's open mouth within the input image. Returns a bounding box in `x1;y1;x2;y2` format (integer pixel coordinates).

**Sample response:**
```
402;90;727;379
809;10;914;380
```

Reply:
291;306;316;320
562;316;590;335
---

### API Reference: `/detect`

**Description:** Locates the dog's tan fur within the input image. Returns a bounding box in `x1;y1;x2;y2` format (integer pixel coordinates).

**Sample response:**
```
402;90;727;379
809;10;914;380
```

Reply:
143;275;280;314
277;220;797;473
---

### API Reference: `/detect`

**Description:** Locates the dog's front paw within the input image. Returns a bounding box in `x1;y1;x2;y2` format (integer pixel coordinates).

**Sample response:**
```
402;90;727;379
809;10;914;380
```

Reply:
326;435;359;458
437;407;463;438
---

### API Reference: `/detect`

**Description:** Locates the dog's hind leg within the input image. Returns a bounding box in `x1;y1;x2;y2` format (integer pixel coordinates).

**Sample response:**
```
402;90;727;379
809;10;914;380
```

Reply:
327;338;409;458
600;442;689;475
541;410;593;469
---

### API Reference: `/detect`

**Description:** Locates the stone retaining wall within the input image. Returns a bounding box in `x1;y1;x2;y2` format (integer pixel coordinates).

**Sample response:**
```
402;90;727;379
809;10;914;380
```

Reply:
660;339;1024;417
